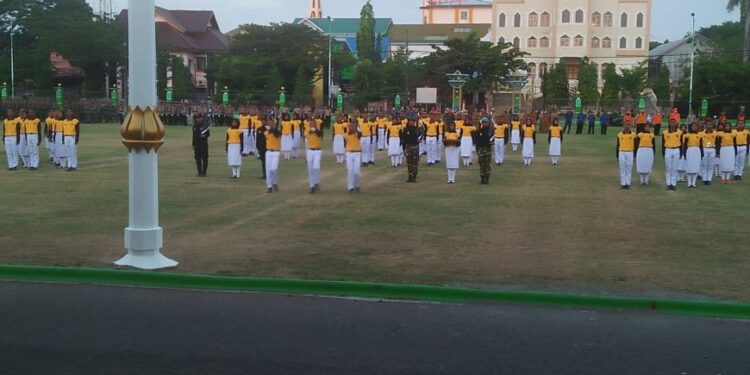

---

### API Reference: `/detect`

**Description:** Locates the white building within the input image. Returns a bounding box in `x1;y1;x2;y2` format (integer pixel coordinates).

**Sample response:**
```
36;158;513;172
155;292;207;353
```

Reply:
422;0;493;25
491;0;652;96
649;34;713;85
388;23;492;59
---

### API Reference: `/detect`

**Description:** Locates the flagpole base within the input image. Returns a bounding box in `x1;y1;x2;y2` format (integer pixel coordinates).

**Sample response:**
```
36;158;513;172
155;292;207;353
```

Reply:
114;250;178;270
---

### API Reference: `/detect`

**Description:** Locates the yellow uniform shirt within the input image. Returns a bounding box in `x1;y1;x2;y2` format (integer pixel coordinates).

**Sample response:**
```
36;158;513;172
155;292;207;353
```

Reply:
444;131;460;143
735;129;749;145
455;120;464;130
718;131;735;146
511;121;521;130
265;130;281;150
461;126;476;138
376;117;386;129
292;120;302;132
387;124;401;138
549;126;562;138
227;128;242;144
251;116;263;130
361;122;374;137
306;128;322;149
24;118;41;134
239;115;251;130
662;130;682;148
333;123;348;135
617;132;635;152
280;121;293;136
702;131;717;148
18;118;25;135
3;118;20;136
522;125;535;138
45;117;56;132
684;133;702;147
345;132;361;152
62;119;79;136
637;132;654;148
494;124;509;138
425;121;439;137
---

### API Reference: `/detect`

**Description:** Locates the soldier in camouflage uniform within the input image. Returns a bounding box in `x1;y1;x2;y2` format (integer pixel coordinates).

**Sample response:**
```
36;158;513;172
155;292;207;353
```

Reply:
402;116;422;183
475;117;494;184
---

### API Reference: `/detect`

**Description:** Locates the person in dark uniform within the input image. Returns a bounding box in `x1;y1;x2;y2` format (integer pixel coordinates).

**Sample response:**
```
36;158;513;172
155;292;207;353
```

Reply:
401;116;422;183
255;115;269;180
475;116;494;184
192;113;210;177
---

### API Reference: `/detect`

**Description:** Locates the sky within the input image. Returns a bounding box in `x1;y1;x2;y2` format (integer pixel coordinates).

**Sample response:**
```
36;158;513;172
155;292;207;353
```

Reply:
93;0;739;42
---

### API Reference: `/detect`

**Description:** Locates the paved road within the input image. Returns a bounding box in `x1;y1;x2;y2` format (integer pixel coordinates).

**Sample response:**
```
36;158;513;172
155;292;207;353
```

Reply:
1;281;748;374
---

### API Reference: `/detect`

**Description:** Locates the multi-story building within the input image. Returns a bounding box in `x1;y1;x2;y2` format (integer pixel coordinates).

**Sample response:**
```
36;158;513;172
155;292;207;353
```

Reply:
422;0;493;25
491;0;651;96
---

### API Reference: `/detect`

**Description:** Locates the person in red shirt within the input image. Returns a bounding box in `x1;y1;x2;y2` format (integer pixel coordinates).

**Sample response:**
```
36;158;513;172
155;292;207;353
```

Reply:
652;111;663;136
669;108;681;124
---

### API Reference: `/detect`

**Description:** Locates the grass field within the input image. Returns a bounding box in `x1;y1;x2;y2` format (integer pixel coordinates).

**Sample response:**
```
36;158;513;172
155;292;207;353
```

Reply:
1;124;749;301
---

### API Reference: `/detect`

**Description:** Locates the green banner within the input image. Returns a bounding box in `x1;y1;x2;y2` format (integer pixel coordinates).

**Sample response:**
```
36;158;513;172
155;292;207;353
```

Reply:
575;97;582;113
222;89;229;106
337;93;344;112
700;98;708;117
109;87;118;106
394;94;401;108
638;98;646;111
166;89;173;103
55;84;64;109
1;84;7;102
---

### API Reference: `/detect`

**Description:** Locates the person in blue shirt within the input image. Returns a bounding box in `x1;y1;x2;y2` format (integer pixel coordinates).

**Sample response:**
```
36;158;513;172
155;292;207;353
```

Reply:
575;111;586;134
600;112;610;135
587;111;596;134
564;110;573;134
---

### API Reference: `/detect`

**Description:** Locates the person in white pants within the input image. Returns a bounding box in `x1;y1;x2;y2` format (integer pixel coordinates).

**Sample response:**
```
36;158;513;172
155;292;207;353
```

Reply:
54;110;66;168
24;110;42;170
734;121;749;180
662;121;682;190
635;126;655;185
18;110;29;169
344;124;362;194
360;117;374;166
376;115;386;151
616;123;636;189
239;109;252;156
3;109;21;171
264;120;282;193
493;120;508;165
61;110;80;171
701;124;718;185
305;121;323;193
44;111;55;163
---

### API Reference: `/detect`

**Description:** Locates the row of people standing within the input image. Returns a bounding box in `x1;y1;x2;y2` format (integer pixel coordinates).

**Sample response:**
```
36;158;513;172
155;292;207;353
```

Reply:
3;108;80;172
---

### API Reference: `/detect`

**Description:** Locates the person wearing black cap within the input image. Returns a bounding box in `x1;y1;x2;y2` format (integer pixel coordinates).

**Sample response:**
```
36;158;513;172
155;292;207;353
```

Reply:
475;116;494;184
192;112;210;177
402;116;422;183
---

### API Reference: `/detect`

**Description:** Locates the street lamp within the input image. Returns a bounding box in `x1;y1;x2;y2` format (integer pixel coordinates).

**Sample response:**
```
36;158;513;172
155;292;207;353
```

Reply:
8;16;16;100
327;17;334;108
446;70;470;111
689;12;696;115
504;70;529;115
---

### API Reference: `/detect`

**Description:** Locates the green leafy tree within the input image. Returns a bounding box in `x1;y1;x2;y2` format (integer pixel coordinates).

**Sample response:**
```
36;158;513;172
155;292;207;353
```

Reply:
619;63;648;100
700;21;744;62
648;64;670;106
292;65;313;106
600;64;621;108
577;58;600;104
157;55;194;101
352;59;383;109
541;60;569;106
266;63;283;105
727;0;750;63
356;1;376;62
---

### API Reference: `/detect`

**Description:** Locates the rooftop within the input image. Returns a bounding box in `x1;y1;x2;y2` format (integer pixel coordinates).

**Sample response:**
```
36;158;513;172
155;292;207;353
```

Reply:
388;23;491;43
117;7;229;53
293;17;393;36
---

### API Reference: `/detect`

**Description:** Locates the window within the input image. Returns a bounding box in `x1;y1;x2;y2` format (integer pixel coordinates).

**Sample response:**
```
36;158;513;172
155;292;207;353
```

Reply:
574;35;584;47
514;13;521;27
529;12;538;27
592;37;600;48
603;12;613;27
541;12;550;27
499;36;506;45
460;10;468;21
560;34;570;47
619;37;627;49
575;9;584;23
562;9;570;23
498;13;506;27
540;36;550;48
621;13;628;27
602;37;612;48
528;37;537;48
636;13;644;28
635;36;643;49
513;37;520;48
592;12;601;27
567;65;579;80
527;63;537;77
539;62;548;76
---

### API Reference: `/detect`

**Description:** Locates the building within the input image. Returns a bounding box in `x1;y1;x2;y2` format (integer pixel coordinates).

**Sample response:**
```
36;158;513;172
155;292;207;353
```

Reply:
649;34;713;85
422;0;493;25
491;0;652;96
388;23;491;59
117;7;229;93
293;17;393;59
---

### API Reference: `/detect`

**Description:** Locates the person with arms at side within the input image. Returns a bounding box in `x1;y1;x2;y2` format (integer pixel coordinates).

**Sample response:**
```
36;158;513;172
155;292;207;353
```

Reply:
424;112;440;166
44;110;55;163
255;117;267;180
264;115;282;193
652;111;663;136
61;110;80;172
575;111;586;135
279;113;294;161
635;124;655;186
332;115;347;164
360;113;374;167
521;117;536;167
700;119;718;185
24;110;42;170
291;112;303;159
548;117;563;165
510;114;521;151
17;109;29;169
238;107;252;156
493;116;509;166
683;122;704;188
563;109;573;134
733;120;749;180
662;119;683;191
402;116;422;183
226;118;243;179
617;122;636;189
635;109;647;134
443;117;461;184
344;120;363;193
192;113;210;177
305;116;323;193
669;107;682;125
3;109;20;171
475;116;494;185
600;111;610;135
587;111;596;135
717;122;737;184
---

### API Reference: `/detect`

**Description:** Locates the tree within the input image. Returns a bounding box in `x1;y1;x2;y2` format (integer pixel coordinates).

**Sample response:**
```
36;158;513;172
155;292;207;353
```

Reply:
701;21;744;62
265;64;283;104
577;58;600;104
619;63;648;100
292;65;313;106
541;60;569;106
648;63;670;106
352;59;383;108
356;1;376;62
727;0;750;63
600;64;621;108
157;54;194;101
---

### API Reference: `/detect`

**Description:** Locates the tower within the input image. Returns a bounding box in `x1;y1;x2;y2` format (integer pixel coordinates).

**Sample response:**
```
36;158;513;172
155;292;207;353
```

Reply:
310;0;322;18
98;0;114;20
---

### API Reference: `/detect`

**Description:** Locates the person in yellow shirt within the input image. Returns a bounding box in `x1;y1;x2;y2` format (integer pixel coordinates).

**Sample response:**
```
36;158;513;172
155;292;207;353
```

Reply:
701;121;718;184
279;113;294;161
332;115;348;164
360;113;375;166
683;122;704;188
635;124;656;185
344;122;362;193
386;116;403;167
53;109;66;168
548;117;563;165
17;109;30;169
305;117;323;193
521;117;536;166
734;120;749;180
459;117;476;167
443;116;461;183
238;108;253;156
24;110;42;170
423;113;441;165
225;119;244;179
510;114;521;152
676;124;689;183
616;122;636;189
717;122;737;184
493;117;509;166
661;119;682;190
264;115;282;193
3;109;21;171
376;113;387;151
60;110;80;171
292;112;303;159
44;110;56;163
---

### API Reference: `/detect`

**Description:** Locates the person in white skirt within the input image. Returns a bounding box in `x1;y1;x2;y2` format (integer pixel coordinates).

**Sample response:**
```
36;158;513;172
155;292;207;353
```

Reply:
279;113;294;161
701;122;718;185
717;123;737;184
683;123;704;188
386;117;403;167
459;118;476;167
305;118;323;193
443;118;460;184
23;110;41;170
677;124;688;182
521;118;536;166
661;120;683;191
376;113;387;151
238;108;252;156
734;120;749;180
616;123;636;189
291;113;303;159
547;118;563;165
332;116;348;164
493;118;508;166
226;119;244;179
635;125;655;185
510;115;521;152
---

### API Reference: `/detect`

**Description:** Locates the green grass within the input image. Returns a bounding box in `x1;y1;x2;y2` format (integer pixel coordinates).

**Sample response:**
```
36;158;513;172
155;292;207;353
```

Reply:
1;124;749;301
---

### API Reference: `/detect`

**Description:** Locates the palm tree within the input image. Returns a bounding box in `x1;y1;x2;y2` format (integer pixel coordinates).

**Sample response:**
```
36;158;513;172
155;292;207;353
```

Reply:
727;0;750;62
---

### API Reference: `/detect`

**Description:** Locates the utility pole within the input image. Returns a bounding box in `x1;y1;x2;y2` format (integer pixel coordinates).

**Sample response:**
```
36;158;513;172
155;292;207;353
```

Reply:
688;12;696;115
